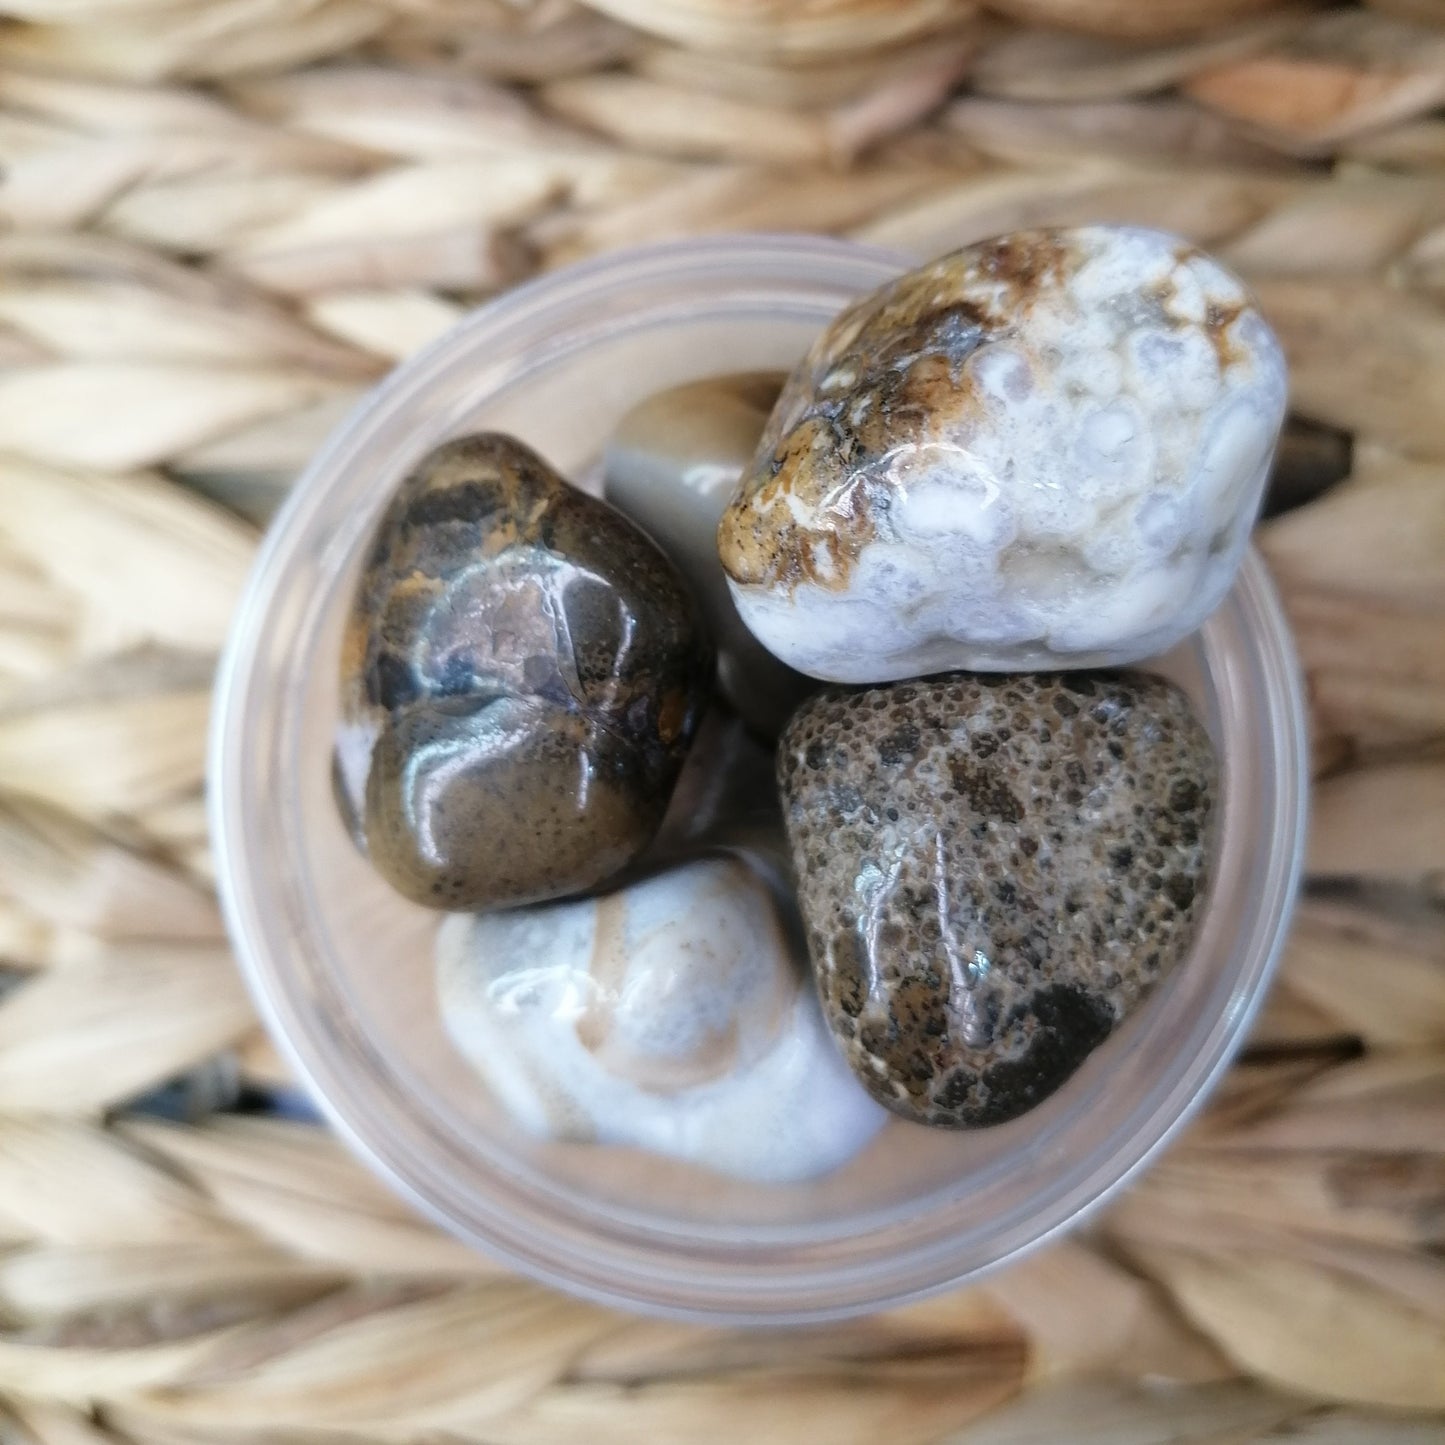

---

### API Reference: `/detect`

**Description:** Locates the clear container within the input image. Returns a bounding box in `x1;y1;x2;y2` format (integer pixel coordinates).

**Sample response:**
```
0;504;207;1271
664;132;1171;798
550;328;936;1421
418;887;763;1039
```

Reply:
210;234;1309;1324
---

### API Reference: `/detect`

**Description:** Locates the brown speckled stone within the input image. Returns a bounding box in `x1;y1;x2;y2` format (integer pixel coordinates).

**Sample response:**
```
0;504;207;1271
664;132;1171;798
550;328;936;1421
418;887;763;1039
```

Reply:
339;432;713;912
778;671;1217;1128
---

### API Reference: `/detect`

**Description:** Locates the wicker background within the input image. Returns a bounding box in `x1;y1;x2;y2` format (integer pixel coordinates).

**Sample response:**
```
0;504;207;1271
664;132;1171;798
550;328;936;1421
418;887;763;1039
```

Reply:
0;0;1443;1438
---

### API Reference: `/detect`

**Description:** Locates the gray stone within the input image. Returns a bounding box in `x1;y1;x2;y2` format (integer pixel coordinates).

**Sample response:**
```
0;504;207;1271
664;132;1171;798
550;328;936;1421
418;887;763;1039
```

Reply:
604;373;815;737
436;855;886;1183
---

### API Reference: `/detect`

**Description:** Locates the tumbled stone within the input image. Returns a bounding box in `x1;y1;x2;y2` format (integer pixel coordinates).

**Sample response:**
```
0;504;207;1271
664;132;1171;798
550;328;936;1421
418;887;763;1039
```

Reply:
338;432;712;911
604;373;815;736
436;855;886;1182
718;225;1287;682
778;671;1217;1128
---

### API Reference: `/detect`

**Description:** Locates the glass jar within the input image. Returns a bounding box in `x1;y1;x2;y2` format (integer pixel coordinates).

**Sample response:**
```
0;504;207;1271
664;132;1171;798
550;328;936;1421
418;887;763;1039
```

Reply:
210;234;1309;1323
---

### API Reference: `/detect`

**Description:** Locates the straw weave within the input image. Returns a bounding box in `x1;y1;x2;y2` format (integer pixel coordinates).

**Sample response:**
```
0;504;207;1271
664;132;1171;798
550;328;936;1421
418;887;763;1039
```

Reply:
0;0;1443;1438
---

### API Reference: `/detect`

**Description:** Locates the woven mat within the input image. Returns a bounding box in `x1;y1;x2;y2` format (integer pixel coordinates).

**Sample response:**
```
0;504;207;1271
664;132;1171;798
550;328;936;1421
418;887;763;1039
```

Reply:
0;0;1443;1438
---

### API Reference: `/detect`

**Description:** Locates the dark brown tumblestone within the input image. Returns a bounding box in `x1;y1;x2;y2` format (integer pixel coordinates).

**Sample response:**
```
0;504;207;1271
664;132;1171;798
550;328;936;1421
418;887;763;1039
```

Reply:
339;432;713;911
777;671;1216;1128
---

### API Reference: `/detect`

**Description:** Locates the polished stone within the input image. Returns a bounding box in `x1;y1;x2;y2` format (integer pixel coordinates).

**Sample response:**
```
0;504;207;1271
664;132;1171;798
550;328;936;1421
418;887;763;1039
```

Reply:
339;432;712;911
777;670;1217;1128
437;855;886;1181
719;226;1287;682
604;373;815;737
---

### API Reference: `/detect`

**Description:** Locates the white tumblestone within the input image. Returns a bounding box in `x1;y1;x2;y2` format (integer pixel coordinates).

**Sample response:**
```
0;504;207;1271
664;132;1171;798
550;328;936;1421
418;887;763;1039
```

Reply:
603;374;815;736
436;856;885;1183
717;225;1288;682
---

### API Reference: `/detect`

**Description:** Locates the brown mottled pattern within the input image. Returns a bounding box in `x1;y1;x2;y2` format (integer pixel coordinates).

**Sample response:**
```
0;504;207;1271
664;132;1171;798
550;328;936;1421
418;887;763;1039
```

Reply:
341;432;713;912
717;230;1084;593
716;227;1265;602
777;671;1216;1129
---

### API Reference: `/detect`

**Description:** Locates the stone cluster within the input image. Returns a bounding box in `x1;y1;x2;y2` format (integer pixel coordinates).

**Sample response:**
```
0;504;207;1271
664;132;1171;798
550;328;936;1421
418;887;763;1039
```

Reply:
338;224;1256;1146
